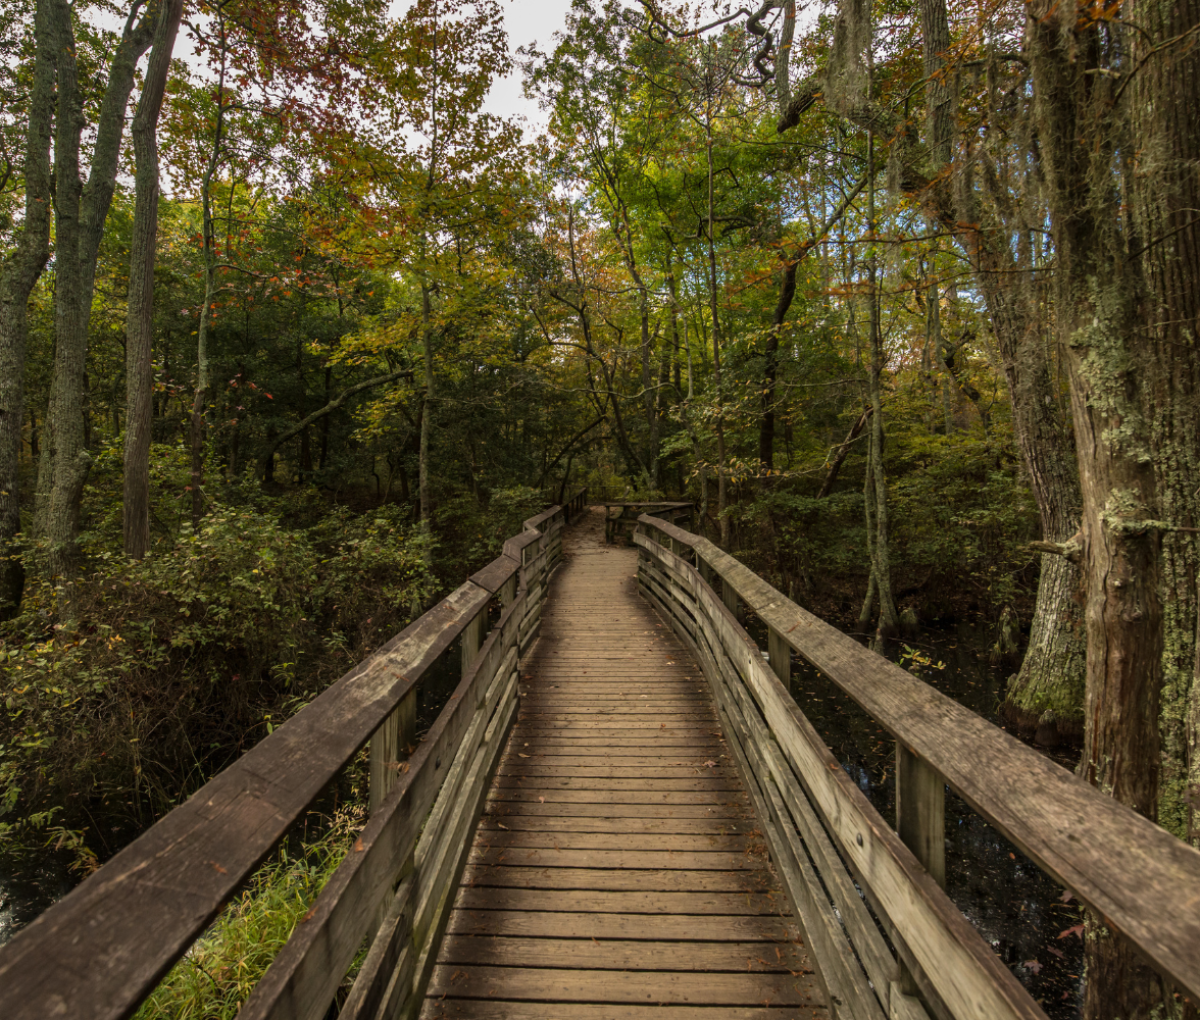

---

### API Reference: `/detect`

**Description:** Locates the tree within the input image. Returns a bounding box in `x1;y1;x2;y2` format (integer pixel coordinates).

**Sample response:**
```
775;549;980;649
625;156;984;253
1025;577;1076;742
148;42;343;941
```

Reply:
0;0;55;616
123;0;185;558
35;0;158;579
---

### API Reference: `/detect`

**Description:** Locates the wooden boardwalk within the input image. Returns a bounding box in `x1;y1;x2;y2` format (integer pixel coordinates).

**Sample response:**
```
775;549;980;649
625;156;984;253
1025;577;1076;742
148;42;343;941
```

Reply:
422;510;829;1019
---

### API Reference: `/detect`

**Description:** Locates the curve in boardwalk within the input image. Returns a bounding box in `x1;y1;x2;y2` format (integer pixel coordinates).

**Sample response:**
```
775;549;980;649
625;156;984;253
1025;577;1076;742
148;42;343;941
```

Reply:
422;509;830;1020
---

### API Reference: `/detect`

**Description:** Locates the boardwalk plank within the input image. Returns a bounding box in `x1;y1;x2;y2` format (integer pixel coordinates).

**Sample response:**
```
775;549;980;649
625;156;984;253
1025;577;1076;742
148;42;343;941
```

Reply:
461;867;771;892
434;936;809;971
422;1003;826;1020
421;510;828;1018
424;965;819;1005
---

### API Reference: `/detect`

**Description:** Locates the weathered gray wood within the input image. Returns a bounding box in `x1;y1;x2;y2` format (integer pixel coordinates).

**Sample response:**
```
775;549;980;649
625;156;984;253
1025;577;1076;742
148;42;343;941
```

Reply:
461;867;767;891
423;966;820;1006
420;1004;818;1020
408;683;519;1020
434;935;806;971
413;648;519;911
0;578;496;1020
637;513;1200;1005
768;626;792;695
469;556;519;596
897;745;946;889
341;877;415;1020
421;511;829;1019
705;595;1044;1020
445;909;794;940
237;596;528;1020
638;525;1032;1017
697;617;885;1020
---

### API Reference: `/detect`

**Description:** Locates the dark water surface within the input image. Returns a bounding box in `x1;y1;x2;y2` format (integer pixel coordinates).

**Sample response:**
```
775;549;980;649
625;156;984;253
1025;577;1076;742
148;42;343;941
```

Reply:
750;615;1086;1019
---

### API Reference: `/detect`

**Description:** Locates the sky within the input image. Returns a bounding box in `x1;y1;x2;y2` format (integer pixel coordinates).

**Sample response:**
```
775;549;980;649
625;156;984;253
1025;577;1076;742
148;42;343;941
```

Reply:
388;0;576;133
482;0;573;127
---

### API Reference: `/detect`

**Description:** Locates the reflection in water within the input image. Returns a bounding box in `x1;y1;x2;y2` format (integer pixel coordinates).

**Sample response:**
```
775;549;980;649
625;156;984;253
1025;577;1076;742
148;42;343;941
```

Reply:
775;619;1085;1019
0;852;73;947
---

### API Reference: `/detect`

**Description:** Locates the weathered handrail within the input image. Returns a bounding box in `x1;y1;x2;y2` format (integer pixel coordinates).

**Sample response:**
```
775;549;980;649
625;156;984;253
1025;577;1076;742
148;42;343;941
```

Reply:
634;514;1200;1020
602;499;692;544
0;491;582;1020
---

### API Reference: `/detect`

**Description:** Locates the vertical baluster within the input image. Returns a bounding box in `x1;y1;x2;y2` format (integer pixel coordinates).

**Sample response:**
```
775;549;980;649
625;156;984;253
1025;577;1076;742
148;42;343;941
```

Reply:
461;603;487;681
370;688;416;813
767;626;793;696
895;745;945;999
722;578;740;622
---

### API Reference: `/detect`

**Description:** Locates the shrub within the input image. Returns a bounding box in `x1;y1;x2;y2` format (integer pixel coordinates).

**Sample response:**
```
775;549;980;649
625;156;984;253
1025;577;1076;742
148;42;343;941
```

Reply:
0;502;434;850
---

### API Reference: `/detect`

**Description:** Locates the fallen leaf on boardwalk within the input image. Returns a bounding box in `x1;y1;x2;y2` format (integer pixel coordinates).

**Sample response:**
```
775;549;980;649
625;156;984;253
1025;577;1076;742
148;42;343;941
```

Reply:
354;838;364;852
496;822;509;830
518;753;532;758
703;760;718;767
538;796;545;803
1058;924;1085;940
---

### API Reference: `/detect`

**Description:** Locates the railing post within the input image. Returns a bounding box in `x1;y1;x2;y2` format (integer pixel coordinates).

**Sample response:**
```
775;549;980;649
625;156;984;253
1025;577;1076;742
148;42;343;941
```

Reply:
370;690;417;813
722;578;740;622
500;571;518;606
767;625;792;695
895;745;945;997
461;604;487;681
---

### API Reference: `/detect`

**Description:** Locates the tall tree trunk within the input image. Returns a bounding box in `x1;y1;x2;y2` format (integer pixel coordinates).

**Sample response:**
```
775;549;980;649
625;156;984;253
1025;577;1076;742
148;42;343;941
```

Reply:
123;0;184;559
703;86;728;545
0;0;55;617
760;262;797;472
418;282;434;543
865;140;898;641
38;0;155;576
1027;5;1178;1016
1130;0;1200;852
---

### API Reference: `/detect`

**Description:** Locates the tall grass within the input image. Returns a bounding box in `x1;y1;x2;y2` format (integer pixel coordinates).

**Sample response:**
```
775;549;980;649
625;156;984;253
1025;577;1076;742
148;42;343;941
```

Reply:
135;807;363;1019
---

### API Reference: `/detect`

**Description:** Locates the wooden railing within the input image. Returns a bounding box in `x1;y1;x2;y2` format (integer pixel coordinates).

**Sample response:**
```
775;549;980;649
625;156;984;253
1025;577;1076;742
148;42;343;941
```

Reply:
0;489;585;1020
634;514;1200;1020
602;500;692;544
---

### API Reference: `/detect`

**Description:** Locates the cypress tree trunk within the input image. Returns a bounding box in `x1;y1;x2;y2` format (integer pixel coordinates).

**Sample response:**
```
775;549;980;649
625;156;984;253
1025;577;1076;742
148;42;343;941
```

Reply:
124;0;184;559
1130;0;1200;850
1027;3;1194;1014
418;282;434;547
0;0;55;617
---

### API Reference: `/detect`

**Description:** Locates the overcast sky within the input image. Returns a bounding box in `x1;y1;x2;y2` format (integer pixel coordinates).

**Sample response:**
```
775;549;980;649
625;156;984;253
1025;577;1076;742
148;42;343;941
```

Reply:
387;0;575;133
482;0;572;127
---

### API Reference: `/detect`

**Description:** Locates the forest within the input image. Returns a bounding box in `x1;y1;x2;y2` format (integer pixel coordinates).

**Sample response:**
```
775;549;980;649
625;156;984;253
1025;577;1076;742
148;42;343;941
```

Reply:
0;0;1198;1017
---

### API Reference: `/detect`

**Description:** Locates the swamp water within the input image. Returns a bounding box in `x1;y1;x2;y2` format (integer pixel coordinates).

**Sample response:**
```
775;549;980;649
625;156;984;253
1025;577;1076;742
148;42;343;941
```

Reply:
766;617;1086;1019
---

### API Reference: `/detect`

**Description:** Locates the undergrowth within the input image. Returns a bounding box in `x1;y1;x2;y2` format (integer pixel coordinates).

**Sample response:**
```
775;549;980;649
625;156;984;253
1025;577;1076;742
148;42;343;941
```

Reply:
0;495;435;853
133;806;364;1020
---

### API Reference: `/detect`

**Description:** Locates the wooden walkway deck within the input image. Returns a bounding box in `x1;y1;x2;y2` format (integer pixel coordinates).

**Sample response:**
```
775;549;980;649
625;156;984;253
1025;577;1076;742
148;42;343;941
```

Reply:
421;510;829;1019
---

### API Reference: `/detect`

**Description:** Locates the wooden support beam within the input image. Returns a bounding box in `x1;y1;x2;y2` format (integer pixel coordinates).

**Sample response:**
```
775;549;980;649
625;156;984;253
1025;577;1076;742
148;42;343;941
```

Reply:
461;605;487;681
768;625;793;696
896;745;946;999
722;577;740;623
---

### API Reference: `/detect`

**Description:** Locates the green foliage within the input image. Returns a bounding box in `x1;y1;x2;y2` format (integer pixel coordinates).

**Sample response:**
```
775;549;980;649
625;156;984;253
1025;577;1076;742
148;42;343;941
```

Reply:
432;485;546;582
0;500;434;849
726;422;1040;619
133;808;363;1020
